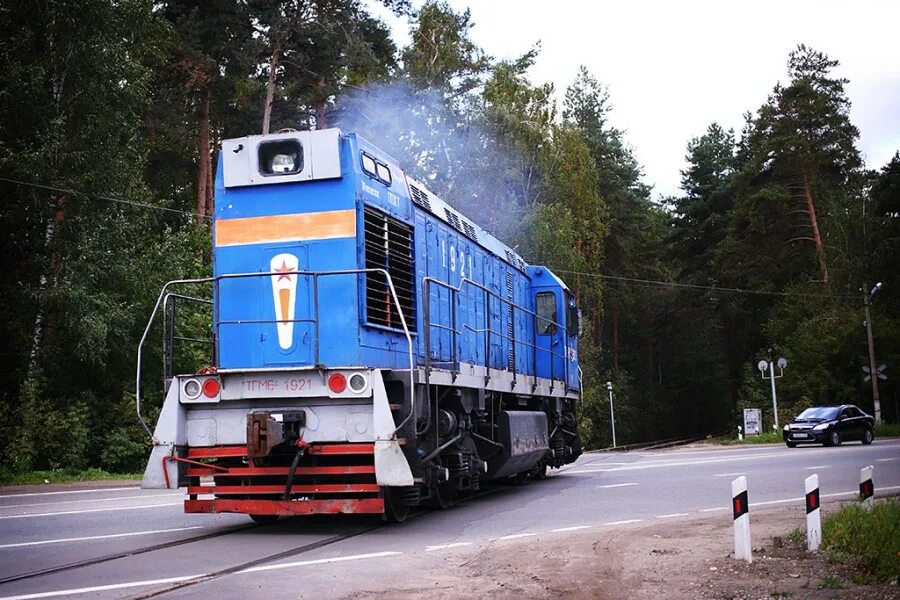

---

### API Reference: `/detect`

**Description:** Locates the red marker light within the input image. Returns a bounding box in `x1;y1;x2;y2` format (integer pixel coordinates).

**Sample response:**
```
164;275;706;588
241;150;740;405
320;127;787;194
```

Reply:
328;373;347;393
202;378;220;398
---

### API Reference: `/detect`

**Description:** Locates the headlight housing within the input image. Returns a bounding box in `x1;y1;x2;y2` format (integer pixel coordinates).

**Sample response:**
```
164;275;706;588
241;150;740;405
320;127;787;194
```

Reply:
783;424;790;431
813;422;830;431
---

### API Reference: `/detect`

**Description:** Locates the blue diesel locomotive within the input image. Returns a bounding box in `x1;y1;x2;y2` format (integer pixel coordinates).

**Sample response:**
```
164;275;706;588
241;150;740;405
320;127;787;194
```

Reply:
139;128;583;521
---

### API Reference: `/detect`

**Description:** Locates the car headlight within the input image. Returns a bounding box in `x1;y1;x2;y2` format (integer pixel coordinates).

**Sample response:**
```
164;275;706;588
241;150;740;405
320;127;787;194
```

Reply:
783;424;790;431
813;422;830;431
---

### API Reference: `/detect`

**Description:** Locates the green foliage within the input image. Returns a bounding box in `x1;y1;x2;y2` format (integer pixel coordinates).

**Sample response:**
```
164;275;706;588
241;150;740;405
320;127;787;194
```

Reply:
822;499;900;582
0;467;141;487
716;431;783;445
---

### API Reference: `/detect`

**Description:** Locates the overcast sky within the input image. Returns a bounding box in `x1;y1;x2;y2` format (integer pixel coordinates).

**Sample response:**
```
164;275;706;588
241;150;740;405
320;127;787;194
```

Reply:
367;0;900;199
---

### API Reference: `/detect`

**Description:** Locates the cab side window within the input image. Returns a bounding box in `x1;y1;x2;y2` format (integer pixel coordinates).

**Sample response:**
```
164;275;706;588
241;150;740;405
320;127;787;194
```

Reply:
566;294;580;337
536;292;557;335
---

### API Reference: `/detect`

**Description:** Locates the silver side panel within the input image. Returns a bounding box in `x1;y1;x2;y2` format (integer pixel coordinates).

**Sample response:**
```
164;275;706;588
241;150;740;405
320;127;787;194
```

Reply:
142;378;186;489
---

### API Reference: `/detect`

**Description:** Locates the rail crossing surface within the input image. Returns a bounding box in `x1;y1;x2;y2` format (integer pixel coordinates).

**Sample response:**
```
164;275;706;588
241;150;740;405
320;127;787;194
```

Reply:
1;439;897;599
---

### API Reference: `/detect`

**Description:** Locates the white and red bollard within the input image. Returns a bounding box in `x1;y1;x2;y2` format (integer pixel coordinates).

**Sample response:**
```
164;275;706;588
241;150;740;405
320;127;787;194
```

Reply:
859;465;874;509
804;474;821;551
732;476;751;562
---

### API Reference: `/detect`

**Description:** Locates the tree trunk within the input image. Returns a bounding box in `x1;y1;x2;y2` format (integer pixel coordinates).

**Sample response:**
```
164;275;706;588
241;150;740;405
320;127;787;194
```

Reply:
262;34;282;135
801;170;828;282
196;87;211;226
27;193;67;377
314;77;327;129
612;305;619;370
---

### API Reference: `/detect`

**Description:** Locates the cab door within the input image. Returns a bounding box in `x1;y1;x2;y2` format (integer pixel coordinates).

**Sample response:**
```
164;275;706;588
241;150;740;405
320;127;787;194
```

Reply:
534;289;564;383
564;293;581;390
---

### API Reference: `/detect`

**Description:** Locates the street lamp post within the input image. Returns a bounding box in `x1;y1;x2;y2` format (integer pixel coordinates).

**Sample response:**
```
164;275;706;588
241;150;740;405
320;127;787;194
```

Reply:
758;355;787;431
606;380;616;448
863;282;883;424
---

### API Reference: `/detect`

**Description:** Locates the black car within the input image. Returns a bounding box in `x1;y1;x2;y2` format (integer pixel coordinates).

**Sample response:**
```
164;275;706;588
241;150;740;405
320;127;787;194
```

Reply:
783;405;875;447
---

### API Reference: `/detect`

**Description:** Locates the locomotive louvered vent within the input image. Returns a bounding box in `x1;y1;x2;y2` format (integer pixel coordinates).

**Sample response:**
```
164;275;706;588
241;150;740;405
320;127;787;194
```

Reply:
504;250;525;271
461;220;478;241
444;208;463;232
364;207;416;330
409;185;431;211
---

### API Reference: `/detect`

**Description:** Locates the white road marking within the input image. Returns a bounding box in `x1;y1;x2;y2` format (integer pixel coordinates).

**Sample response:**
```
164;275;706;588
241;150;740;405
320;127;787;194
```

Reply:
425;542;473;552
0;493;176;510
0;487;139;499
656;513;689;519
496;533;537;541
0;552;402;600
0;575;199;600
699;507;728;513
550;525;592;532
602;519;644;525
596;483;638;489
567;469;613;474
805;465;830;470
0;526;204;549
604;453;784;472
714;472;745;477
876;457;897;462
242;551;401;573
0;502;182;520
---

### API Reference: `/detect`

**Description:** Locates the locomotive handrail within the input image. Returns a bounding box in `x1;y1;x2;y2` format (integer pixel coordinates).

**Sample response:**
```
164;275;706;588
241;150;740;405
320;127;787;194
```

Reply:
161;293;214;382
422;276;571;384
136;267;414;443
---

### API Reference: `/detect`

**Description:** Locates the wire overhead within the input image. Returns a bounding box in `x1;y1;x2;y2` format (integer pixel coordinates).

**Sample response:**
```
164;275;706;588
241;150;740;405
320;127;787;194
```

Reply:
0;177;211;220
553;269;857;300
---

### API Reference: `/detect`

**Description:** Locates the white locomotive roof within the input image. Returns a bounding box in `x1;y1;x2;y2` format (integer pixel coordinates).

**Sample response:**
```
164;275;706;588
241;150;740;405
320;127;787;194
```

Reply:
403;175;529;273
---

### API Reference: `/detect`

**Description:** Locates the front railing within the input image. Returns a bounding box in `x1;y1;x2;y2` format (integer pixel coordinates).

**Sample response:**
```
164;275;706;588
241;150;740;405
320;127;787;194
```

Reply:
136;268;414;442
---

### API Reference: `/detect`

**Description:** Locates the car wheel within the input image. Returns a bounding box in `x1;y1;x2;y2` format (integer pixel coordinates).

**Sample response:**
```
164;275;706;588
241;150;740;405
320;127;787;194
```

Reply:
785;441;797;448
827;430;841;447
862;428;874;445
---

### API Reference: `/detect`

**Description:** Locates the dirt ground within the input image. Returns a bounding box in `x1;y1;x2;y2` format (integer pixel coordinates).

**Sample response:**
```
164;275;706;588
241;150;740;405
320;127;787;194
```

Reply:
346;501;898;600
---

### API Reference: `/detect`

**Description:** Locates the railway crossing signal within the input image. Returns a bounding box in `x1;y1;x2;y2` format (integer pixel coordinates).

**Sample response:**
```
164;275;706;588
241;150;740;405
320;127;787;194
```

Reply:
862;364;886;383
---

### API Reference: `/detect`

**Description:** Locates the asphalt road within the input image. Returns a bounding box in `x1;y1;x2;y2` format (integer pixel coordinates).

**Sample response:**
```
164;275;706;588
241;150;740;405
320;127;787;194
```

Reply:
0;439;897;599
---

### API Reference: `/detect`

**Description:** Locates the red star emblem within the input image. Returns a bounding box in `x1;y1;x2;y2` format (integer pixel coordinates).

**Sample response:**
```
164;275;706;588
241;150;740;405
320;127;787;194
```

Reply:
274;260;293;281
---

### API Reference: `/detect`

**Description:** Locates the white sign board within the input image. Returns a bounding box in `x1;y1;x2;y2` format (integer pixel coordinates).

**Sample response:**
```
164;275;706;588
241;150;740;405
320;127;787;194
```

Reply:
743;408;762;436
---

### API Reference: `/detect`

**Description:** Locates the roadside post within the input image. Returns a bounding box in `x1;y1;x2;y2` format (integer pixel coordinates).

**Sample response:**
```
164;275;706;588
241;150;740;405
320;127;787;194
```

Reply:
731;476;752;562
804;474;821;551
737;425;743;441
859;465;874;510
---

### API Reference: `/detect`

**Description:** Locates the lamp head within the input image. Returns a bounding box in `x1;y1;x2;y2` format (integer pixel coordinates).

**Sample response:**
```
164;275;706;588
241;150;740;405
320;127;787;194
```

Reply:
871;282;883;296
606;381;613;391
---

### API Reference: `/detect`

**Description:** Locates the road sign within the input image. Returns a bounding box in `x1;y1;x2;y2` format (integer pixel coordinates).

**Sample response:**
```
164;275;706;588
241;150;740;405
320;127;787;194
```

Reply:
743;408;762;436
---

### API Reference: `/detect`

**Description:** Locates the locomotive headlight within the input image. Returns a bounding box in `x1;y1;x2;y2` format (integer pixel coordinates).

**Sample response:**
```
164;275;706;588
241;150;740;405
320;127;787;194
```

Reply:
182;378;202;400
348;373;368;394
270;152;296;173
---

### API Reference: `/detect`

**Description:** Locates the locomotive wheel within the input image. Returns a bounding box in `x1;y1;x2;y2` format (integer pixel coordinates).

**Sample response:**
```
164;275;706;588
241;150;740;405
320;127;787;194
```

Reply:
533;461;548;480
382;487;410;523
249;514;279;524
431;482;457;509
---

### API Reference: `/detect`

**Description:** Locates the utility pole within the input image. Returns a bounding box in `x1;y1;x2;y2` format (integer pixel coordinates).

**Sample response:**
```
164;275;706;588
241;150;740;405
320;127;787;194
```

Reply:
863;283;883;423
759;354;787;431
606;380;616;448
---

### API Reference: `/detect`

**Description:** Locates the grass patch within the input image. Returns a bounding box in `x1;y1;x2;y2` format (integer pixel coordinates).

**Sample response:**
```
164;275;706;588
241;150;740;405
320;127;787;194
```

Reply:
821;498;900;582
817;575;844;589
786;527;804;544
714;431;783;445
875;421;900;438
0;467;141;486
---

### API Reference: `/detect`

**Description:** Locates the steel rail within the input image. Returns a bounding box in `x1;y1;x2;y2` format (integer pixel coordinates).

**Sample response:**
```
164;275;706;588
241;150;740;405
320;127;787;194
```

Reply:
0;523;258;586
